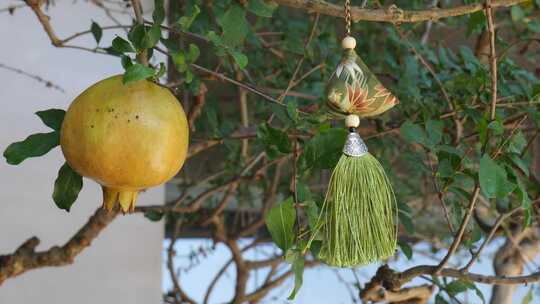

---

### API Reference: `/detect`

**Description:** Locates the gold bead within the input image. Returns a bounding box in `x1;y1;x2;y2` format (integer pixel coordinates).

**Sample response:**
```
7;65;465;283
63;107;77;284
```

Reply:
345;114;360;128
341;36;356;49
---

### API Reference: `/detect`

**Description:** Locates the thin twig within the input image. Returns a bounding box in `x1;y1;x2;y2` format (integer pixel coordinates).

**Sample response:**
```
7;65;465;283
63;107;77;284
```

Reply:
237;71;250;157
130;0;148;66
277;13;320;103
0;62;65;92
462;200;540;271
166;220;196;304
434;185;481;274
486;0;498;121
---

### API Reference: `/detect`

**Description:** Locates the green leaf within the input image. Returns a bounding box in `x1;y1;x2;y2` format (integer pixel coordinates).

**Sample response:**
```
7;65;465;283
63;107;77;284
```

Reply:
438;145;464;157
426;119;444;147
299;128;347;170
52;162;83;211
177;5;200;30
229;49;248;68
206;31;223;46
449;185;471;201
398;209;415;234
445;280;468;295
286;100;299;123
103;46;123;57
508;154;529;177
296;181;312;202
465;223;482;247
398;240;413;260
257;123;292;156
91;21;102;44
466;11;486;36
511;5;525;22
121;55;133;69
128;25;146;50
487;120;504;135
479;154;516;199
172;51;187;72
4;132;59;165
112;36;135;53
155;62;166;78
152;0;165;25
142;25;161;49
400;120;428;146
287;251;304;300
185;69;194;84
122;63;155;84
265;197;296;252
437;159;453;178
476;117;488;145
247;0;278;17
217;4;249;47
459;46;480;71
187;44;200;62
305;200;319;230
309;240;322;258
35;109;65;131
160;37;181;53
508;131;527;154
522;287;533;304
144;210;164;221
435;293;449;304
516;179;532;209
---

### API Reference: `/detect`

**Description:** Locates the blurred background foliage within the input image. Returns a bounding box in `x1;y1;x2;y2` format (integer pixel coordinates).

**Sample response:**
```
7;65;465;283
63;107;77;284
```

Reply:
5;0;540;302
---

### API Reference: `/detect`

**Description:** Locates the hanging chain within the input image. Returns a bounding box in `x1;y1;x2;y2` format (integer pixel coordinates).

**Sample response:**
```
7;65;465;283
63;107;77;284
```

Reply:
344;0;352;36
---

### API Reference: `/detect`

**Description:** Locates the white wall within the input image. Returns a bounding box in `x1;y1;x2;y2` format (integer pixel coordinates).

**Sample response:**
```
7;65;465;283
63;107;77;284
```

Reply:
0;1;163;303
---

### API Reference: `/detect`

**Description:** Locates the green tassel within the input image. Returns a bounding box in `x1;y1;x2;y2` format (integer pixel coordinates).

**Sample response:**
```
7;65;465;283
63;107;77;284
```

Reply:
318;152;397;267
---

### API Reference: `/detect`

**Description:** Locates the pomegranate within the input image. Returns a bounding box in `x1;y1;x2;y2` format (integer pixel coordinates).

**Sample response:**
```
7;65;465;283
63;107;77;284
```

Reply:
60;75;189;212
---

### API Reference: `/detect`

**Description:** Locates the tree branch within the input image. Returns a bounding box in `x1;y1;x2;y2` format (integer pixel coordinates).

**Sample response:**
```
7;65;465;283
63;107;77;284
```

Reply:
0;208;118;285
361;283;435;304
364;263;540;294
273;0;525;23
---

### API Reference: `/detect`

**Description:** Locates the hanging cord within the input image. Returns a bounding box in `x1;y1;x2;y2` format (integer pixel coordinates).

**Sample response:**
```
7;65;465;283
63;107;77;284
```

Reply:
344;0;352;35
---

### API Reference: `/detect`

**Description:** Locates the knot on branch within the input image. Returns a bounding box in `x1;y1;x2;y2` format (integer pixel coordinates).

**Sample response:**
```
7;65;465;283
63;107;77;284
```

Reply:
361;265;435;303
51;38;63;47
16;236;40;254
360;265;399;297
386;4;404;24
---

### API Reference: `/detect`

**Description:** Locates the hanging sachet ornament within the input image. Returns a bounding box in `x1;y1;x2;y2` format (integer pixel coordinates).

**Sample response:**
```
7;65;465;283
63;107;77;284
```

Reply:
326;37;398;118
315;1;399;268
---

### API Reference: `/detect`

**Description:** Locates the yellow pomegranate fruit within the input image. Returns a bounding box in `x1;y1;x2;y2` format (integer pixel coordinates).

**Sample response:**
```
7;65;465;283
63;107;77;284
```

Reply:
60;75;189;213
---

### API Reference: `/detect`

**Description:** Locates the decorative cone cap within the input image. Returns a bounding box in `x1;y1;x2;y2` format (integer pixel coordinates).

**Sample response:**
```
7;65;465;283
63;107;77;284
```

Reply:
326;38;399;118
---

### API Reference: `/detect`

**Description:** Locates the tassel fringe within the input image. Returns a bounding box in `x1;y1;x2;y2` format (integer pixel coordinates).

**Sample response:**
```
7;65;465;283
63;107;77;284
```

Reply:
318;153;397;267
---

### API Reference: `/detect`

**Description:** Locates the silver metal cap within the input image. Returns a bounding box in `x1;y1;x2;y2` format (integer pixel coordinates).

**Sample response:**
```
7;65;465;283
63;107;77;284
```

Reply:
343;132;368;157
